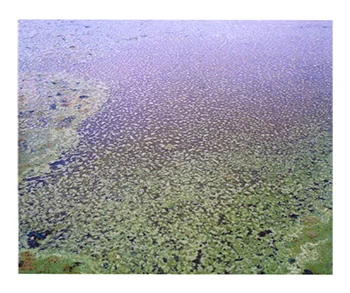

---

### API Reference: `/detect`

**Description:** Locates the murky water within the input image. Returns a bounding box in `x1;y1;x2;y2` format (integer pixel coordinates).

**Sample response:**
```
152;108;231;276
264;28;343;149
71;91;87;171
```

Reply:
18;20;332;274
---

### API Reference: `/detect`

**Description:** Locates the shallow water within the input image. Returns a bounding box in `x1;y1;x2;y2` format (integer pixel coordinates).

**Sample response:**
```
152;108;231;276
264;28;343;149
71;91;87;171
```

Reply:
18;20;332;274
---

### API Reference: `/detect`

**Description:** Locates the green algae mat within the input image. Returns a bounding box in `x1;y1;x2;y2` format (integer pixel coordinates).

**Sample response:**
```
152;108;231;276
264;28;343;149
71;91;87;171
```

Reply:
18;20;332;274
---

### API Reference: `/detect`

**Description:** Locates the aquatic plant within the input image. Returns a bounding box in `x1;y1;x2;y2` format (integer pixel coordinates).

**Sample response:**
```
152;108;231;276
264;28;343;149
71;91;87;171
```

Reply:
18;20;332;274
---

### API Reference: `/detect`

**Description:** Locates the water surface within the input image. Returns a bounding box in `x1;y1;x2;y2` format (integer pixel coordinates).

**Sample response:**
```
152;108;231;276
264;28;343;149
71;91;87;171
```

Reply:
18;20;332;274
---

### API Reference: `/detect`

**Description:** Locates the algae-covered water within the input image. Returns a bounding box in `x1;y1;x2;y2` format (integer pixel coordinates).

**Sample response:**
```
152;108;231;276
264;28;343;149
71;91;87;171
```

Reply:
18;20;332;274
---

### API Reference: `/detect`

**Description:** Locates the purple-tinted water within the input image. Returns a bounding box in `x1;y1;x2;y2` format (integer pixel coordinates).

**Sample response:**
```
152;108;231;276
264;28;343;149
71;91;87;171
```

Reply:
18;20;332;274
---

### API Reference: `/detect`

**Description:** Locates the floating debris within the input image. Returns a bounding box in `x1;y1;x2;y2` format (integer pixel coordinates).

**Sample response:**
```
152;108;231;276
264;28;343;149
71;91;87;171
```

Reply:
161;143;176;151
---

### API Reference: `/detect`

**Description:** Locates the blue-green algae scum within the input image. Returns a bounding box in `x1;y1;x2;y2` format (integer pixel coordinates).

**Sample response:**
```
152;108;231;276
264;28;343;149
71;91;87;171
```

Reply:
18;20;332;274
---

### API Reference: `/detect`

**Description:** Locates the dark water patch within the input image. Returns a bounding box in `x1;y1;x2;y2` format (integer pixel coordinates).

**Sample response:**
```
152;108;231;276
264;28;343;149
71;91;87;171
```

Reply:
288;258;296;264
27;231;51;248
192;249;203;270
49;159;66;170
289;213;299;220
258;230;272;237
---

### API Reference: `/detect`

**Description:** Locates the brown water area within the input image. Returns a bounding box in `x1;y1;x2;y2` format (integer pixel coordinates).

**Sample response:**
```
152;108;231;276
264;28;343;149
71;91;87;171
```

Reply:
18;20;332;274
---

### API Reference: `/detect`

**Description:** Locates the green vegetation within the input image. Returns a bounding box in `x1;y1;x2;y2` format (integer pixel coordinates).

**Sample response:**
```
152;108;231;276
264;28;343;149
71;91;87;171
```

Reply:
19;130;332;274
19;250;100;274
